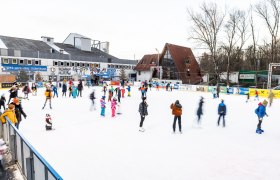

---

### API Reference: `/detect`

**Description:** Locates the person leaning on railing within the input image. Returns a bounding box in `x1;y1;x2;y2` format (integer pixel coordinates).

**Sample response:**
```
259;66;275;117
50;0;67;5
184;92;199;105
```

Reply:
1;104;17;125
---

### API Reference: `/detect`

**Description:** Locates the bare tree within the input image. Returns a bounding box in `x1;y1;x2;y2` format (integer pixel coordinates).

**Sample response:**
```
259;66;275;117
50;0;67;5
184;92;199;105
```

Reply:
255;0;280;64
188;2;225;84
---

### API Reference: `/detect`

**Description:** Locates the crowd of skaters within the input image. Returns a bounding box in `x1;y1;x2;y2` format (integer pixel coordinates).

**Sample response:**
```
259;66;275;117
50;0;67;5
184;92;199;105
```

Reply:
0;79;275;135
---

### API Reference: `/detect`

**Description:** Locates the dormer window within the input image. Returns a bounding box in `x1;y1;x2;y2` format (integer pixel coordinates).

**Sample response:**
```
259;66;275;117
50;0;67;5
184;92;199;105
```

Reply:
185;59;190;64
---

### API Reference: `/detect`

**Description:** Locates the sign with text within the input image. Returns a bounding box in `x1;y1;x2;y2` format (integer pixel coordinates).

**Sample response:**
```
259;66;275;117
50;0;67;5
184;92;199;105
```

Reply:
2;64;47;72
239;74;255;79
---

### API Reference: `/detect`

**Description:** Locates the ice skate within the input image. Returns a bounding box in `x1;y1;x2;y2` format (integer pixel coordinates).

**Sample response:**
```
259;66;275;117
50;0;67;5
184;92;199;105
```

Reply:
139;127;145;132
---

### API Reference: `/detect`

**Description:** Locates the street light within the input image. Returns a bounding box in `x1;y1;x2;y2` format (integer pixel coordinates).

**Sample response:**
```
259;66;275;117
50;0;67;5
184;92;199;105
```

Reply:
155;48;160;79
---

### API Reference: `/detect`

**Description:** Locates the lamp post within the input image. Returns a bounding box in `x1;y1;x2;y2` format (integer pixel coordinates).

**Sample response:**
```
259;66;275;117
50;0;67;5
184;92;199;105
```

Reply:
155;48;160;79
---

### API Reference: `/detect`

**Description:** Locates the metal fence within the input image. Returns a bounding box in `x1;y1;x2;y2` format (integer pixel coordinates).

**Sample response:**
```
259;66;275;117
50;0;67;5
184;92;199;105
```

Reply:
2;117;63;180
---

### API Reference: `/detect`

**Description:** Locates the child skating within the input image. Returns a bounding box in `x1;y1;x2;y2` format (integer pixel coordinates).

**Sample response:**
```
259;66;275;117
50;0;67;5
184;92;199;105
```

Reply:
100;96;106;117
255;100;268;134
111;97;117;117
45;114;54;130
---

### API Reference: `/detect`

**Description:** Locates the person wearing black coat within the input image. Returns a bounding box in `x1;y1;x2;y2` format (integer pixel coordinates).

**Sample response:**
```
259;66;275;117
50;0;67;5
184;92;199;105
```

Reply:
11;98;27;129
62;83;67;97
7;85;18;105
196;96;204;125
0;94;6;112
138;97;148;132
77;80;83;97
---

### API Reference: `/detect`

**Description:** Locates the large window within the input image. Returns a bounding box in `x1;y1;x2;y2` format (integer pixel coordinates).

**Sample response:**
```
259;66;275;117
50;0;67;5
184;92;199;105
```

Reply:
19;59;24;64
12;59;17;64
27;60;32;65
2;58;8;64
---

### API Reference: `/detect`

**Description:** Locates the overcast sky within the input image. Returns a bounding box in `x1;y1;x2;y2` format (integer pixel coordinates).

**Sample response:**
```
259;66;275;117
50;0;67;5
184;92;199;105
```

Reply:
1;0;259;60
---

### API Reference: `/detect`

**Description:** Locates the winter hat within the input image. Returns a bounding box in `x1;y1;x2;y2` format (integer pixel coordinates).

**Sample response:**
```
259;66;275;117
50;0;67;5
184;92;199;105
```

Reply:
221;99;224;103
113;97;117;101
13;98;19;104
142;97;146;101
102;96;105;99
175;100;179;104
262;99;268;106
8;104;15;110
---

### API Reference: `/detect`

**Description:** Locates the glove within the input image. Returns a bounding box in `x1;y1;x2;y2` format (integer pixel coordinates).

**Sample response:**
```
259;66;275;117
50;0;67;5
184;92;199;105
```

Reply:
24;115;27;119
266;114;269;117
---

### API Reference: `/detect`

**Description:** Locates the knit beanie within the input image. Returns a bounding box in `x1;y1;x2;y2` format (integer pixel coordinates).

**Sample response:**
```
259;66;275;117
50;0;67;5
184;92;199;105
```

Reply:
262;99;268;106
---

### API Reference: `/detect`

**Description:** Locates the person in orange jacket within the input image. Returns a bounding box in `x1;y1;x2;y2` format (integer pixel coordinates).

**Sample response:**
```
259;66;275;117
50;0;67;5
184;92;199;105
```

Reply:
170;100;183;134
42;85;52;109
1;104;17;125
121;87;125;98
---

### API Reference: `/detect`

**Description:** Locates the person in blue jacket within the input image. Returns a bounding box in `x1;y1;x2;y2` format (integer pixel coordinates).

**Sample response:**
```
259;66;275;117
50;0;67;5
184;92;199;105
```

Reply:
52;85;58;98
255;99;268;134
217;99;227;127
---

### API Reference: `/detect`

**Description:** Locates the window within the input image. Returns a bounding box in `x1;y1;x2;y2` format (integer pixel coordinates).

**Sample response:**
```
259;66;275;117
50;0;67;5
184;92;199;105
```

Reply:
2;58;8;64
67;62;70;66
27;60;32;65
185;59;190;64
12;59;17;64
87;64;90;67
77;63;80;67
19;59;24;64
60;62;64;66
138;71;141;75
35;60;39;65
81;63;84;67
71;63;75;67
54;61;58;66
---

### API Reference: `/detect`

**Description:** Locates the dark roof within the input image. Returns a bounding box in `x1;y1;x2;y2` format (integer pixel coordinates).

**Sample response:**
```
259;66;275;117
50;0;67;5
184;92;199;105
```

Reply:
0;35;51;51
0;35;137;65
133;54;158;71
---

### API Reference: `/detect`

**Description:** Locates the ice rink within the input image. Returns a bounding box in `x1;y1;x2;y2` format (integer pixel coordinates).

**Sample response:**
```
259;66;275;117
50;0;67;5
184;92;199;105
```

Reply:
2;85;280;180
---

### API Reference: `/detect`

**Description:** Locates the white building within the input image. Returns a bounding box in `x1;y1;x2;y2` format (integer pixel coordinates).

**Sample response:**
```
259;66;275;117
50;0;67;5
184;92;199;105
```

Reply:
0;33;137;83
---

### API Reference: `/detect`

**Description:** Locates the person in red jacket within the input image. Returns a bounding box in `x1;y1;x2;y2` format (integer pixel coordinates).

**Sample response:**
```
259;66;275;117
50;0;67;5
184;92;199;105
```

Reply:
170;100;183;134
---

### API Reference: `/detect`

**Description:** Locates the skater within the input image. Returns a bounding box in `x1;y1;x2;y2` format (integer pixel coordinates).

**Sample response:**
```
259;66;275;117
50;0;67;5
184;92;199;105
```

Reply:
111;97;117;117
89;89;96;111
139;85;146;98
77;80;83;97
42;86;52;109
255;100;268;134
126;85;131;97
170;100;182;133
102;84;107;96
138;97;148;132
68;85;73;97
108;88;113;102
100;96;106;117
148;82;152;91
216;85;220;98
246;92;250;103
217;99;227;127
0;94;6;112
72;85;78;98
7;85;18;105
52;85;58;98
62;82;67;97
11;98;27;129
1;104;17;126
156;82;160;91
254;90;259;101
268;90;274;106
45;114;53;130
196;96;204;126
31;83;37;96
22;84;31;100
212;88;217;99
121;87;125;98
170;83;173;91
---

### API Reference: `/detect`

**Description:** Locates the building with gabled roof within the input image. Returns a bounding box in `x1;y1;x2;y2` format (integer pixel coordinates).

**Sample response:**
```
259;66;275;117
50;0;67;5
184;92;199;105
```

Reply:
134;43;202;84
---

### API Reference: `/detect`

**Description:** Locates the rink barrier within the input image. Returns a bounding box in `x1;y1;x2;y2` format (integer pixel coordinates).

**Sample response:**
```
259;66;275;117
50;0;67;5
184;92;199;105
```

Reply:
3;117;63;180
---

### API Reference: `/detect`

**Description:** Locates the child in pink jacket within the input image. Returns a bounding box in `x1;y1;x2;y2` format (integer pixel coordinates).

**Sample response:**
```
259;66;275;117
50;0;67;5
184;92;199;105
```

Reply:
111;97;117;117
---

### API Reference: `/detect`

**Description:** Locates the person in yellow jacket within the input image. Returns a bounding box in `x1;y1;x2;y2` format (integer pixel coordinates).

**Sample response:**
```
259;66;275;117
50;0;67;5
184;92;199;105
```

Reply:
1;104;17;126
42;86;52;109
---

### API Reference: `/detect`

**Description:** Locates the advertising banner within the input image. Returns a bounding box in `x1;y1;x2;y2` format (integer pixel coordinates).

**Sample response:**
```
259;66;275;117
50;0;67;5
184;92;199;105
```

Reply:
239;88;249;95
2;64;47;72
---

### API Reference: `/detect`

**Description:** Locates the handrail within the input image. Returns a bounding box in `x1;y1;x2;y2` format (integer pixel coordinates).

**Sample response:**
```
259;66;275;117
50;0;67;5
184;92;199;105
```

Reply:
4;116;63;180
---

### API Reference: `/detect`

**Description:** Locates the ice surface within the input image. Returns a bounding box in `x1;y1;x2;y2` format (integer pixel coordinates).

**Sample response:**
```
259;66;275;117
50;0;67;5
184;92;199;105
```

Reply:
2;86;280;180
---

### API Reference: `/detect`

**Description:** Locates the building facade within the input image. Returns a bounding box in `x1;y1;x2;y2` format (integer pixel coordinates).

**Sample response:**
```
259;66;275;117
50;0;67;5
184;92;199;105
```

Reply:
0;33;137;82
134;43;202;84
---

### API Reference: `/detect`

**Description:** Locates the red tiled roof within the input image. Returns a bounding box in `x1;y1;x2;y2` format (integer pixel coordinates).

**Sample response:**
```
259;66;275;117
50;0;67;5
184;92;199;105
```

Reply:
134;54;158;71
